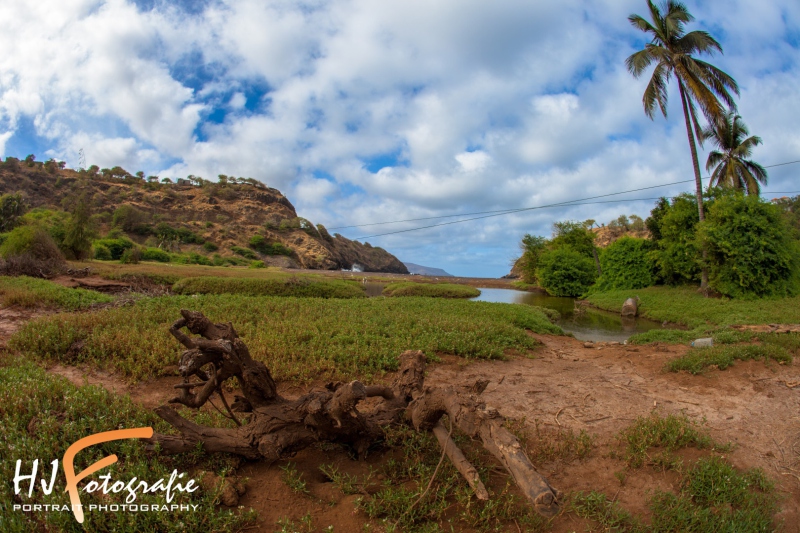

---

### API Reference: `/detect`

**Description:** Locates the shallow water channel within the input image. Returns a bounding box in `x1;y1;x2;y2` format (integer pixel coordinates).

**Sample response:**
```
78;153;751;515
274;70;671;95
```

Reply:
470;288;663;342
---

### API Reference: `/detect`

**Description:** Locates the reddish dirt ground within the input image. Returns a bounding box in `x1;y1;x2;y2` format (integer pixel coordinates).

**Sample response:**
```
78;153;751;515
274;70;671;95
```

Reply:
3;303;798;532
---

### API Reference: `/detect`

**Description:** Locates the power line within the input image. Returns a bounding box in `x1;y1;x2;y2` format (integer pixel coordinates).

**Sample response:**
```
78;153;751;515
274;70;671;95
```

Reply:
332;158;800;232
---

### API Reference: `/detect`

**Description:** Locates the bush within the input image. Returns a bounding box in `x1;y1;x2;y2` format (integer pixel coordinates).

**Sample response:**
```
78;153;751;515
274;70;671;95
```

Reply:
92;237;134;260
249;235;293;256
93;244;112;261
249;260;266;269
0;226;66;277
550;221;596;258
593;237;655;291
112;204;147;232
120;247;141;264
649;194;702;284
698;192;800;298
202;241;219;252
0;192;28;232
517;234;547;284
536;247;597;297
141;247;171;263
231;246;257;260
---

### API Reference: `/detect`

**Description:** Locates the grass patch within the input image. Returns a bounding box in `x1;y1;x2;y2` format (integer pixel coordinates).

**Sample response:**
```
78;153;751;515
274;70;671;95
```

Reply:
0;276;113;310
506;419;594;465
382;282;480;299
618;411;721;469
587;286;800;330
666;343;793;374
0;359;255;532
356;424;549;533
173;276;366;299
9;295;562;382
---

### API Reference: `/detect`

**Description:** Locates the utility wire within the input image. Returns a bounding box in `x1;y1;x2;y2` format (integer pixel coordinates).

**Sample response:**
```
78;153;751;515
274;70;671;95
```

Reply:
332;158;800;231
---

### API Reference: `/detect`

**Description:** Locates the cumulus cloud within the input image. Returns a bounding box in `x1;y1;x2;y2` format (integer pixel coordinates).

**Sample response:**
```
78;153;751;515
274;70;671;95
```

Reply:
1;0;798;276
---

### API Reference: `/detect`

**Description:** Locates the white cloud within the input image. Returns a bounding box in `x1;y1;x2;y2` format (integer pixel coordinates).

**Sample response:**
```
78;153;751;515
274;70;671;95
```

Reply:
1;0;798;276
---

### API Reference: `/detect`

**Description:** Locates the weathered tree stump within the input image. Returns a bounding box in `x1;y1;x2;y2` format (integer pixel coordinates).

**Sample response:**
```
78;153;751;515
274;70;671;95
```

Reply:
146;310;561;517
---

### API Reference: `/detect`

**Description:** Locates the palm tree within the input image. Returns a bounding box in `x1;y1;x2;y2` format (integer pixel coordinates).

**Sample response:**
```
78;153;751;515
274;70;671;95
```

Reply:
702;112;767;195
625;0;739;289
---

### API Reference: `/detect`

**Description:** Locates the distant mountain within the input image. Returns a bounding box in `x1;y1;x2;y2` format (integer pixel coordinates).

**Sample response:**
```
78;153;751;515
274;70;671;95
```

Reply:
403;262;453;277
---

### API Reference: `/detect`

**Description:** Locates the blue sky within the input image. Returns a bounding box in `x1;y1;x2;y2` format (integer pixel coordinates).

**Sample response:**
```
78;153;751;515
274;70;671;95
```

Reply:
1;0;798;277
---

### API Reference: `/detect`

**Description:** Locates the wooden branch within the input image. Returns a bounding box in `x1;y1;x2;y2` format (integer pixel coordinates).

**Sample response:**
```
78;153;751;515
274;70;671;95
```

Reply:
432;421;488;500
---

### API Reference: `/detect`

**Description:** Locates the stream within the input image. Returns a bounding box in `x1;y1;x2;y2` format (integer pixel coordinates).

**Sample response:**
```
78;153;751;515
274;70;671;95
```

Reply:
470;288;663;342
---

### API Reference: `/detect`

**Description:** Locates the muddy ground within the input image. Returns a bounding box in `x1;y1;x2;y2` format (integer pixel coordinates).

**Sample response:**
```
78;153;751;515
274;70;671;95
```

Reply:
2;305;799;532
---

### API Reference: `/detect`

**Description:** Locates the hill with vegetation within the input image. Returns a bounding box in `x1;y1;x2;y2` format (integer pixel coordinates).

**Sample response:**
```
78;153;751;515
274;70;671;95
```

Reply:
0;157;408;273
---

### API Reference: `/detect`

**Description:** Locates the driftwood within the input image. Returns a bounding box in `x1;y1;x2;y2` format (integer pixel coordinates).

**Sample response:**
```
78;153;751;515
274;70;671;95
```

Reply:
146;310;561;517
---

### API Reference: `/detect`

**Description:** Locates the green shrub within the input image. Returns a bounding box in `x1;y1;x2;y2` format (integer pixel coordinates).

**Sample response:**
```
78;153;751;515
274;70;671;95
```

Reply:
0;225;64;262
249;260;266;269
112;204;147;232
93;244;112;260
648;194;702;284
120;247;141;264
173;252;213;266
593;237;654;291
248;235;293;256
0;192;28;232
382;282;480;298
202;241;219;252
536;247;597;297
231;246;257;260
140;247;171;263
550;220;596;258
92;237;134;260
698;192;800;298
517;234;547;284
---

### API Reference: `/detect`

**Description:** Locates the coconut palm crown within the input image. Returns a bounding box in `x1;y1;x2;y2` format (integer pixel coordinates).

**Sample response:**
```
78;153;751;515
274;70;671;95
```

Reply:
702;112;767;195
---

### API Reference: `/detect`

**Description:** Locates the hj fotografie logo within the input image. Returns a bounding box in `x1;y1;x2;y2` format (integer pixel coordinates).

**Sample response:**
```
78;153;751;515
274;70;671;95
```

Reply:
12;427;199;523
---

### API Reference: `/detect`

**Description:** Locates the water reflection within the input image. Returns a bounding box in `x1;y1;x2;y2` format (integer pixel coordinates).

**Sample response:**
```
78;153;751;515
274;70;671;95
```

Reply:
470;288;662;342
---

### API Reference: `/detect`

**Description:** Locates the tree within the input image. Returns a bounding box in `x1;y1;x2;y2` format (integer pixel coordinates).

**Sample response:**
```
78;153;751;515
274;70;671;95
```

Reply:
0;192;28;232
518;234;547;284
626;0;739;289
702;112;767;195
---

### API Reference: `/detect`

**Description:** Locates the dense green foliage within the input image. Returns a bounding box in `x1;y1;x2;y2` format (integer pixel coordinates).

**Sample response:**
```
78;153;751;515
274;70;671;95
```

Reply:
550;220;596;258
0;225;64;262
10;295;562;382
172;276;366;299
593;237;654;291
698;192;800;298
140;247;172;262
0;361;254;533
517;234;546;284
92;237;134;260
382;282;480;298
248;235;293;256
0;276;113;310
230;245;257;260
536;247;597;297
647;194;702;285
0;192;28;232
61;195;94;259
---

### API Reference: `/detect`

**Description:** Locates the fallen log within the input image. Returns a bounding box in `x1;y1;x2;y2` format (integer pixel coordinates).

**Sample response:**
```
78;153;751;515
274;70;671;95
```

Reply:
146;309;561;517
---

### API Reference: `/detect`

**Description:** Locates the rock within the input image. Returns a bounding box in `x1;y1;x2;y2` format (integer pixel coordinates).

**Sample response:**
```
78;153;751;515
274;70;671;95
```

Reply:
583;342;594;349
621;297;638;317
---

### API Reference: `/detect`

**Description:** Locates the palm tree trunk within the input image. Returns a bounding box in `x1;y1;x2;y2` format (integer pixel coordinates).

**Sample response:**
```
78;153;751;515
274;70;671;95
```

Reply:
677;81;709;290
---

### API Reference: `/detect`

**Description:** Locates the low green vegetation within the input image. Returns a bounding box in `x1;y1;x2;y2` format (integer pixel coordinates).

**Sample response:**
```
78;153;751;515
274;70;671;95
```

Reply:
572;413;776;532
382;281;479;298
666;342;795;374
0;360;255;533
0;276;113;310
592;236;654;292
173;276;366;299
10;295;562;382
618;411;720;469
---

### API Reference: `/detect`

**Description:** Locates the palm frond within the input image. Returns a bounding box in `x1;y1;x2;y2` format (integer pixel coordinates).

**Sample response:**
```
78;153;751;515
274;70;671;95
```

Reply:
689;59;740;103
626;48;658;77
677;31;722;55
643;63;671;118
705;150;725;173
628;14;657;35
676;63;726;122
664;0;692;37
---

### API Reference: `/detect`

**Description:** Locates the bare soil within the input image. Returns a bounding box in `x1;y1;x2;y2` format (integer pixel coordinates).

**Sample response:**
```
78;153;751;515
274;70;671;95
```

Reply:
34;332;800;532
